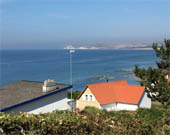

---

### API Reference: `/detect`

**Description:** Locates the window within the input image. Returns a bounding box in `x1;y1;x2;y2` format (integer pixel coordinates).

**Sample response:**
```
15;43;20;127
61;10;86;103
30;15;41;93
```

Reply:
90;95;93;101
85;95;88;101
84;94;94;101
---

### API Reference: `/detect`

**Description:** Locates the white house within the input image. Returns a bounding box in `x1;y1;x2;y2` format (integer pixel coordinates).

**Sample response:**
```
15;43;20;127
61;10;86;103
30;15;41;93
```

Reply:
0;79;72;114
76;80;151;111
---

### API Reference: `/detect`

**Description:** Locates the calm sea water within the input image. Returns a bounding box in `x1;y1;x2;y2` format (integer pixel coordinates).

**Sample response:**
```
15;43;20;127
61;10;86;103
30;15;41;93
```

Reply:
0;50;157;90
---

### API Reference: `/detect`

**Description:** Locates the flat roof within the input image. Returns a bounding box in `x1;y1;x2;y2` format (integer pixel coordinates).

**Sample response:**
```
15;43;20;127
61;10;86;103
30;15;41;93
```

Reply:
0;80;71;111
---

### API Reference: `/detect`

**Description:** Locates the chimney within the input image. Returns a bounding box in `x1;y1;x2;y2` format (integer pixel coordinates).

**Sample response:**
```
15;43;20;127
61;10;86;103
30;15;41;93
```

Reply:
106;79;109;83
42;79;58;93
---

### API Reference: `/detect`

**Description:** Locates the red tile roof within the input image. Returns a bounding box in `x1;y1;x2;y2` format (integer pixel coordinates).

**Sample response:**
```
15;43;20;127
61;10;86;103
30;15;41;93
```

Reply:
87;80;145;105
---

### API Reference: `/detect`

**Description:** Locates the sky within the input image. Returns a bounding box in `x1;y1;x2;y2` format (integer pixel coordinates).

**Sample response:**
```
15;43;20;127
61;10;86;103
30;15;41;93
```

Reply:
0;0;170;49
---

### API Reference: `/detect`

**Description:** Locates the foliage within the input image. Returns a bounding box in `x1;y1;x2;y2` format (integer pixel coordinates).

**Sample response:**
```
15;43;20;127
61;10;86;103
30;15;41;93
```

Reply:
67;90;81;100
0;106;170;135
134;39;170;107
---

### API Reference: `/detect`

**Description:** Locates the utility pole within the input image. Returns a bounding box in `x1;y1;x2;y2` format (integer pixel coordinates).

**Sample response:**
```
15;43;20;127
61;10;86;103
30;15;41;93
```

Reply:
70;49;75;112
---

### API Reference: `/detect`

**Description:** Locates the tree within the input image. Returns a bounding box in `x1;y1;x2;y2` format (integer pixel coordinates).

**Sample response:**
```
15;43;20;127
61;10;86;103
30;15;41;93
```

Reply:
67;90;81;100
134;39;170;107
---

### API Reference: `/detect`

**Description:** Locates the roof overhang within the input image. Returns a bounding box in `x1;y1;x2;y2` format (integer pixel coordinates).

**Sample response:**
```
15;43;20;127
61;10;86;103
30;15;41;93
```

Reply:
76;86;88;100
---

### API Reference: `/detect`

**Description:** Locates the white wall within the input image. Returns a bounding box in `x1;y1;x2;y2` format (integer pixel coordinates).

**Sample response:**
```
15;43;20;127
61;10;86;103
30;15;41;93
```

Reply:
138;92;151;109
101;102;138;111
116;103;138;111
100;92;151;111
101;103;117;111
6;90;68;114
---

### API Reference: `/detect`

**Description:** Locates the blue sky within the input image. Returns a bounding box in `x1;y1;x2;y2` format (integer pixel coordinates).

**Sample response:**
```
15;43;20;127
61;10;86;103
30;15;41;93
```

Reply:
0;0;170;49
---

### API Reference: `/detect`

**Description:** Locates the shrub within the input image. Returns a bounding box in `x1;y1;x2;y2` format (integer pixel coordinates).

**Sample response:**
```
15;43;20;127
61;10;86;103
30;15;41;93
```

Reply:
0;107;170;135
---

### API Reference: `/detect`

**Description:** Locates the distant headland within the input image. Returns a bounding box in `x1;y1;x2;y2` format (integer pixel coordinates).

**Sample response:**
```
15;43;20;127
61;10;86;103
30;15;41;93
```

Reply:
64;44;153;50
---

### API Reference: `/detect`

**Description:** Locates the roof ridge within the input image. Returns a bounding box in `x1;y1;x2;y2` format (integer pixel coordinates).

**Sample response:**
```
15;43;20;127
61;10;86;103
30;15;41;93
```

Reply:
125;84;145;88
87;80;127;86
21;80;43;83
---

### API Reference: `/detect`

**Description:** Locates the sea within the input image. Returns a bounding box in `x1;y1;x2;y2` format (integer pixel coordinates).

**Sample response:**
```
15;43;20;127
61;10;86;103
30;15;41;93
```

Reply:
0;50;157;90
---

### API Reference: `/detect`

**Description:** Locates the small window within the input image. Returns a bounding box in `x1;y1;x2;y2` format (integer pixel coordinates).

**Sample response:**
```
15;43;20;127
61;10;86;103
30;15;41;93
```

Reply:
90;95;93;101
85;95;88;101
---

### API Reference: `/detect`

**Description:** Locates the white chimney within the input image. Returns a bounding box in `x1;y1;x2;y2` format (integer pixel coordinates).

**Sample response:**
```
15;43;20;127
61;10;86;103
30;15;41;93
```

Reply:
42;79;57;93
165;75;169;79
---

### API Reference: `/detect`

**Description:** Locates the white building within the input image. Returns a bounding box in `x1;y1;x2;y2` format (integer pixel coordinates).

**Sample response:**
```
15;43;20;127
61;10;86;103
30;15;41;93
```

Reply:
0;79;72;114
76;80;151;111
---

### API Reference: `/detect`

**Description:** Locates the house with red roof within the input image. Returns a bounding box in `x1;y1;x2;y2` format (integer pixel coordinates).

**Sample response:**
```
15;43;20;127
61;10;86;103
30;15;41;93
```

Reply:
76;80;151;111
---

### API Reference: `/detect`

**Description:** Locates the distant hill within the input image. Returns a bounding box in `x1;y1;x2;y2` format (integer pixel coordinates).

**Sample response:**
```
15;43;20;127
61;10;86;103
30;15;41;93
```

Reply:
64;44;153;50
64;45;99;50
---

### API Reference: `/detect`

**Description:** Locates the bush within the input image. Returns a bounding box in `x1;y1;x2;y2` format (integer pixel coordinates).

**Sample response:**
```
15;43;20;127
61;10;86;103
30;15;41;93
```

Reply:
0;107;170;135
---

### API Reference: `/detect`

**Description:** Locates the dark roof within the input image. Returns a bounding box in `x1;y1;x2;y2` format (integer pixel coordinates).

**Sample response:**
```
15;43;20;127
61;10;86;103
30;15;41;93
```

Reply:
0;80;71;111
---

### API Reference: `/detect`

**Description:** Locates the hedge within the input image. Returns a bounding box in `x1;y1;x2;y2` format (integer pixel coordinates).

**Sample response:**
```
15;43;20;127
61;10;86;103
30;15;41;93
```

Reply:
0;107;170;135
